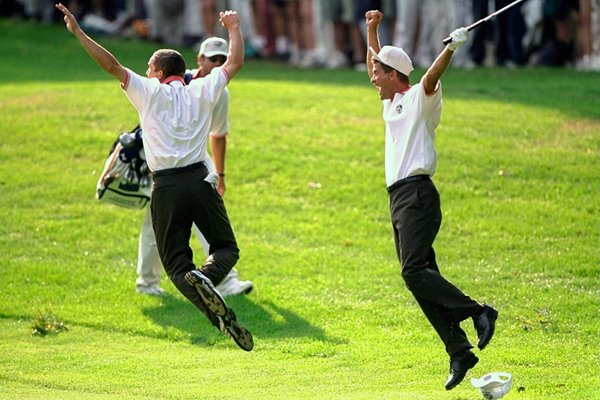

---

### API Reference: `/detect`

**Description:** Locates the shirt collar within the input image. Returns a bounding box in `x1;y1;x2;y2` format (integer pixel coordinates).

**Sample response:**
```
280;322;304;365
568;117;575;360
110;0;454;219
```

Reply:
161;75;186;85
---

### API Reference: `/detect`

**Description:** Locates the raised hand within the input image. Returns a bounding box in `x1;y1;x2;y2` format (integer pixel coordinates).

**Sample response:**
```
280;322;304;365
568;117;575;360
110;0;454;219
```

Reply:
447;27;469;51
55;3;80;34
219;10;240;30
365;10;383;29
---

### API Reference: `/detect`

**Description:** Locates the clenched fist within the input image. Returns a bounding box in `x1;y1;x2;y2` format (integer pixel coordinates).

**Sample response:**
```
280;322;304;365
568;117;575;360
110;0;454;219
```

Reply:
365;10;383;29
220;10;240;30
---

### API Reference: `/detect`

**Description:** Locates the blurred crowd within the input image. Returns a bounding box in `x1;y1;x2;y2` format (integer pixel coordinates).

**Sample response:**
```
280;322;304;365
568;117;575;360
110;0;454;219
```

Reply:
3;0;599;71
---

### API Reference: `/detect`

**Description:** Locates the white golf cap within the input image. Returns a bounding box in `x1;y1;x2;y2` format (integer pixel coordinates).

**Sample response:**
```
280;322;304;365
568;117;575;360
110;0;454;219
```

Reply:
470;372;513;399
199;37;228;57
369;46;414;76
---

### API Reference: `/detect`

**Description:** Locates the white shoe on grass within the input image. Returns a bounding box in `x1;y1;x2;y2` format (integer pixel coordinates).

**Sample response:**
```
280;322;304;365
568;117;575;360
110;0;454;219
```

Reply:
216;268;254;297
136;285;165;296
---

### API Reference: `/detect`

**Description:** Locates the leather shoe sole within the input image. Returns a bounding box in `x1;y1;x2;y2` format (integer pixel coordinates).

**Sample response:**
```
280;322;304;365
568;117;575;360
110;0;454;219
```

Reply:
186;270;254;351
186;270;228;316
218;311;254;351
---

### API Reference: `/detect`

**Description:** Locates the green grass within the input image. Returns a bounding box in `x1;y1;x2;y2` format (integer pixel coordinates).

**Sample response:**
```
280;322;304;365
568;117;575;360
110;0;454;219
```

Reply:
0;18;599;399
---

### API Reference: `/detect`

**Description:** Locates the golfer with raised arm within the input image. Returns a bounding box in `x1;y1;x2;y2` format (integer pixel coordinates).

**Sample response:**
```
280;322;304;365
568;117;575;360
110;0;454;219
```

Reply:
365;9;498;390
55;3;253;351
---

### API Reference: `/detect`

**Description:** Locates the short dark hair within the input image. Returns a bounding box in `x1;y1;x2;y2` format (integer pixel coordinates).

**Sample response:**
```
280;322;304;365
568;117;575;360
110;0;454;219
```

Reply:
377;61;409;84
152;49;186;77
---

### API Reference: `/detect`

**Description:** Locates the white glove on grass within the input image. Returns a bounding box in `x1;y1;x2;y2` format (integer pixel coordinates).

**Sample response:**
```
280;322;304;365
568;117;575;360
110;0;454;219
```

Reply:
447;27;469;51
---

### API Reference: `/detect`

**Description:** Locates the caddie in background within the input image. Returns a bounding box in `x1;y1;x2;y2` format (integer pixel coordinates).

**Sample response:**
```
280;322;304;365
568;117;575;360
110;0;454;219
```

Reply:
136;36;254;298
56;2;253;351
365;9;499;390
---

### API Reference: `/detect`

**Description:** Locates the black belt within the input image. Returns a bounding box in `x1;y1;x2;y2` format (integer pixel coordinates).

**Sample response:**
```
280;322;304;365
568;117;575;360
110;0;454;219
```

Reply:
151;162;207;178
386;174;430;194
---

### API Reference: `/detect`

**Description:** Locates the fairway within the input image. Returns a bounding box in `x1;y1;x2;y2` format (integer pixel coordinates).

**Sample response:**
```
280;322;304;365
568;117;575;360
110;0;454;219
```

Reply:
0;19;599;400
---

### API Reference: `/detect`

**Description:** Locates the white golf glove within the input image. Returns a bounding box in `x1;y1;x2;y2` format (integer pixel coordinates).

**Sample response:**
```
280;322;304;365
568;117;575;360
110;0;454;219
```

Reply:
447;27;469;51
204;172;219;190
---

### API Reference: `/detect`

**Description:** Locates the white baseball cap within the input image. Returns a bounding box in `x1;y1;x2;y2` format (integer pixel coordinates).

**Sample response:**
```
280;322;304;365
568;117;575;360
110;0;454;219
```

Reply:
470;372;513;399
199;37;228;57
369;46;414;76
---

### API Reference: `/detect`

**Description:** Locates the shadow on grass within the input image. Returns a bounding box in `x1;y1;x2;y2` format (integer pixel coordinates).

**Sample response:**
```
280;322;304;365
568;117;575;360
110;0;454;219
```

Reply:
142;292;343;348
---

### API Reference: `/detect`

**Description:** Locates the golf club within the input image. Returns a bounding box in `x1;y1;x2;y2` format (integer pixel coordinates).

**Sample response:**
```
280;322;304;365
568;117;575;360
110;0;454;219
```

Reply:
442;0;528;45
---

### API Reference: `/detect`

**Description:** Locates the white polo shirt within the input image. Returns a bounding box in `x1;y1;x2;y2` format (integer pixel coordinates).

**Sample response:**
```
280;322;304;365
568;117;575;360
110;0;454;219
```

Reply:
382;79;442;187
122;67;229;172
188;68;230;136
210;88;229;136
187;71;230;173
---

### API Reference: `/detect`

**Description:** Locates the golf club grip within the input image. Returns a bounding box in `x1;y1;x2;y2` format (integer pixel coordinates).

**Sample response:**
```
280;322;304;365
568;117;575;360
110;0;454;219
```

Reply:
442;20;484;45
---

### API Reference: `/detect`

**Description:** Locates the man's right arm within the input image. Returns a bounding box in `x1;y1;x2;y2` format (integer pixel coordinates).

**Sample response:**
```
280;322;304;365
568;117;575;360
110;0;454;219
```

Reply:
55;3;128;84
365;10;383;80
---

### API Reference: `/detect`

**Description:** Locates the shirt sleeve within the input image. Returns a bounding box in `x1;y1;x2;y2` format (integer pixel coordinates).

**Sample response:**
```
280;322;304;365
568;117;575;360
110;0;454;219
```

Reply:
188;66;229;104
210;88;230;136
415;80;442;116
122;69;157;112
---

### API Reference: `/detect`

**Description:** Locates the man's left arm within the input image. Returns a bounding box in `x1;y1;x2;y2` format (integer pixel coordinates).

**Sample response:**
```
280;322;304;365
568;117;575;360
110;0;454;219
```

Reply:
208;89;229;196
422;28;469;95
220;11;244;80
210;134;227;196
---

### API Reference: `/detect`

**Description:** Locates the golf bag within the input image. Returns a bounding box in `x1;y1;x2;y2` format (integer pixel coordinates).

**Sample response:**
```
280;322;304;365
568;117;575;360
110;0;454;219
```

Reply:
96;126;151;209
95;72;206;209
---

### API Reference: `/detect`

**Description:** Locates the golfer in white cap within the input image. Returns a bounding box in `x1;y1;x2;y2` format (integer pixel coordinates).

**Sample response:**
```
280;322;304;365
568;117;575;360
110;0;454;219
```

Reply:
365;9;499;391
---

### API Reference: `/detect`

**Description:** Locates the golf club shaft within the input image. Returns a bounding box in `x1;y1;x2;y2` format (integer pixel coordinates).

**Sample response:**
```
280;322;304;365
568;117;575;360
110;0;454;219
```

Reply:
442;0;527;45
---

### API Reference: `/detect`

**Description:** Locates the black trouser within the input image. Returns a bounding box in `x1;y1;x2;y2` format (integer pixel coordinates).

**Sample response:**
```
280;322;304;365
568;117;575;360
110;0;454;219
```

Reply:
388;177;480;357
151;162;239;324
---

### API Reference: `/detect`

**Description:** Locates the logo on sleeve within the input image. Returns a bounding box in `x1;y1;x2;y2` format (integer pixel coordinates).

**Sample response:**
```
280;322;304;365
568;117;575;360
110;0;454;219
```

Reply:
396;104;403;114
